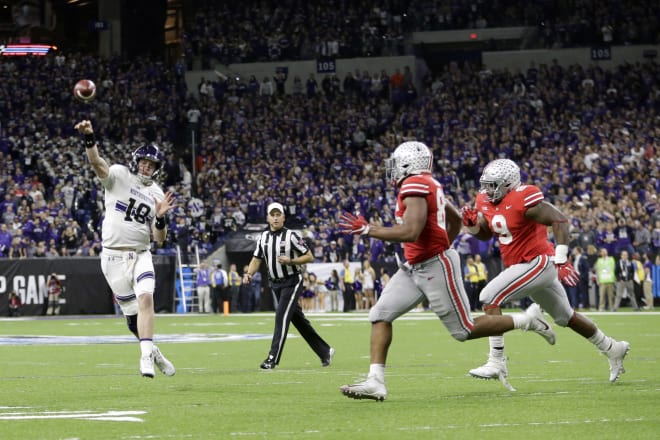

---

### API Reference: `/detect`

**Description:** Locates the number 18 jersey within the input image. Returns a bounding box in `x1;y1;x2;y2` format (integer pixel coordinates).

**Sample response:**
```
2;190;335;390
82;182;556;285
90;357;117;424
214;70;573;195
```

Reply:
475;184;554;267
100;165;165;251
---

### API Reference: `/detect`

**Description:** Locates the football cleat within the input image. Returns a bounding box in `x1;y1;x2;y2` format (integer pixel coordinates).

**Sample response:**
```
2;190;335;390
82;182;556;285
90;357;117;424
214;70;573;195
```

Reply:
469;356;516;391
153;346;175;376
604;340;630;383
140;354;155;378
524;303;556;345
340;375;387;401
322;347;335;367
260;355;276;370
469;356;508;380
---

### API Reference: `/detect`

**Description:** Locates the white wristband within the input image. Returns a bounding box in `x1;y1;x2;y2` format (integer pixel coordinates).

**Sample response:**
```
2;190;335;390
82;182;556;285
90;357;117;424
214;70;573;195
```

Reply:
361;225;370;236
555;244;569;264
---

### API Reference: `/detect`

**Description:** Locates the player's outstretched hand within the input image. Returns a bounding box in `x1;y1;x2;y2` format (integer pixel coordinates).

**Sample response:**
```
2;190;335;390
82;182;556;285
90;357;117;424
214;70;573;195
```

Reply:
155;191;176;218
461;205;478;227
74;119;94;135
338;212;370;235
556;261;579;287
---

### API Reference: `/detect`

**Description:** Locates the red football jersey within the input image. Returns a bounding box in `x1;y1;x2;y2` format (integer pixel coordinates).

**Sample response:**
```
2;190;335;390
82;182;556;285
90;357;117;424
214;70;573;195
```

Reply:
475;184;554;267
395;174;450;264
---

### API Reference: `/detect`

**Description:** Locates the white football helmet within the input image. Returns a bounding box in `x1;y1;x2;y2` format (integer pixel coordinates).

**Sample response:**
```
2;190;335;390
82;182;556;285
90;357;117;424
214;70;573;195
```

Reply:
385;141;433;185
479;159;521;203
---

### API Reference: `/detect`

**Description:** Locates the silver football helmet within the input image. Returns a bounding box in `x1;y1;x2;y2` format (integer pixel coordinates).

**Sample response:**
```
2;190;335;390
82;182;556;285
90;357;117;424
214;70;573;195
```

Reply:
385;141;433;185
479;159;521;203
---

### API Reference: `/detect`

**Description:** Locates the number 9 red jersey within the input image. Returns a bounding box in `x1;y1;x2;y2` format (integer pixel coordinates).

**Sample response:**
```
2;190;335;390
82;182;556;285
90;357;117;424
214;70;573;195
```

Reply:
475;184;554;267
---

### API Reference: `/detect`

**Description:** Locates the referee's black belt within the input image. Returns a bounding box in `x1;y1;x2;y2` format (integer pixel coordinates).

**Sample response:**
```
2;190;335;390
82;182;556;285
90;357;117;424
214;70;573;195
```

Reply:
269;273;300;283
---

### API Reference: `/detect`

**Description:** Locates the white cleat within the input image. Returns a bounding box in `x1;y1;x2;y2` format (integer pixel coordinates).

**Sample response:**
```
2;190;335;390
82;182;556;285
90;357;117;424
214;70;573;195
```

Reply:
524;303;556;345
140;354;155;378
340;375;387;401
604;340;630;383
469;357;508;379
469;357;516;391
153;346;176;376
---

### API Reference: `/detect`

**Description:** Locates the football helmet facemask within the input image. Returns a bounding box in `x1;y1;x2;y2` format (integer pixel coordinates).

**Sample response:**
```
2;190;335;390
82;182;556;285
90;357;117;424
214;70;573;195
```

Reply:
479;159;521;203
385;141;433;185
130;144;164;186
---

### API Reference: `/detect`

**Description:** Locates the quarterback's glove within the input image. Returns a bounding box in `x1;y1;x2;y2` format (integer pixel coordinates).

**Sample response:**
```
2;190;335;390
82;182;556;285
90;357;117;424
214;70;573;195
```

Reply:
461;205;479;227
338;212;370;235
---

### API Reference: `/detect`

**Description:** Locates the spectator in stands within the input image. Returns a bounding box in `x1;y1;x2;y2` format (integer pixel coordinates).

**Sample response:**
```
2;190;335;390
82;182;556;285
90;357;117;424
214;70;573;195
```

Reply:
306;73;319;98
633;219;651;256
247;267;262;312
595;248;616;311
632;252;646;308
570;246;591;310
613;250;640;311
597;222;618;256
291;75;303;95
361;260;377;310
8;290;21;317
238;264;253;313
46;273;63;315
326;269;341;312
187;102;202;140
353;266;364;311
652;220;660;260
195;262;212;313
341;259;355;312
274;70;287;95
614;218;635;257
60;224;79;256
301;272;315;312
227;263;242;313
0;223;11;257
642;256;654;310
211;263;228;313
8;235;24;259
259;77;275;97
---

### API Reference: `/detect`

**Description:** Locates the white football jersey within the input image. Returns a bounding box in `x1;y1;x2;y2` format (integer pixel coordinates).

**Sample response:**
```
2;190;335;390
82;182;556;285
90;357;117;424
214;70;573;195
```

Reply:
99;164;165;250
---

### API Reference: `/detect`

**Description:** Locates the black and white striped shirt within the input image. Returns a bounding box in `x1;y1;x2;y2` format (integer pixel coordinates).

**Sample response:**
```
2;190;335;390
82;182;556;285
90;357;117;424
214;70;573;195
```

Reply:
253;227;309;281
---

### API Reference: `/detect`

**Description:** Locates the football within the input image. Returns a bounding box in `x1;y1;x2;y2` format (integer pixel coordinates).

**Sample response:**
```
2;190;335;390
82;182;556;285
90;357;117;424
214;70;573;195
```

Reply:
73;79;96;102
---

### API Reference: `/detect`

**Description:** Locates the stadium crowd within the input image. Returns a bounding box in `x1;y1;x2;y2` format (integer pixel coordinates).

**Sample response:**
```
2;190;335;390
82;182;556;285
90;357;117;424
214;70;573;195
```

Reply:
183;0;660;68
1;51;659;268
0;1;659;314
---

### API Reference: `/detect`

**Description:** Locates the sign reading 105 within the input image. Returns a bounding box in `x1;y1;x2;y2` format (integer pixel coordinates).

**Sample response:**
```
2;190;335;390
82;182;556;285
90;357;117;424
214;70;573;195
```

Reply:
591;46;611;60
317;58;336;74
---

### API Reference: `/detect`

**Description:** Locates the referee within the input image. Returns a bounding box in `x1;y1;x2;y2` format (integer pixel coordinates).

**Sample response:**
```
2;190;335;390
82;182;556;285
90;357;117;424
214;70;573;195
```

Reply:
243;202;334;369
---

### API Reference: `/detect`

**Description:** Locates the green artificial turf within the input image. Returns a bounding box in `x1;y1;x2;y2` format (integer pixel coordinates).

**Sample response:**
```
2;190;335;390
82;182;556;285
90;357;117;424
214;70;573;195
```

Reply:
1;310;658;439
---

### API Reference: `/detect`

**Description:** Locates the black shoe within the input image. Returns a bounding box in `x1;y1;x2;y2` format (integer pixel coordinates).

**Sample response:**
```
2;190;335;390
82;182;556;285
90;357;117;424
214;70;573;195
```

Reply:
321;347;335;367
260;355;276;370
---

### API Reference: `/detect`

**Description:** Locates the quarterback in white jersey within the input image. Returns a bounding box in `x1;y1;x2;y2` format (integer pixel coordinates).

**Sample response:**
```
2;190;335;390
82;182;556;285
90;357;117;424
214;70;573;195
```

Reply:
75;119;176;379
100;165;165;250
